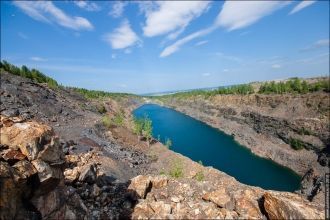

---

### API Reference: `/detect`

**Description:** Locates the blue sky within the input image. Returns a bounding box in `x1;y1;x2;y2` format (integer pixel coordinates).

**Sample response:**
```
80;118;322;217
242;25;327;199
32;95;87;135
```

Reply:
1;1;329;94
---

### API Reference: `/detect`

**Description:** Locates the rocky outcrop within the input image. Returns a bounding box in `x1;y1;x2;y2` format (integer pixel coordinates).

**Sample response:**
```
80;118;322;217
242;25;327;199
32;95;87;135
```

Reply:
263;191;324;219
0;115;88;219
129;175;325;219
160;94;329;204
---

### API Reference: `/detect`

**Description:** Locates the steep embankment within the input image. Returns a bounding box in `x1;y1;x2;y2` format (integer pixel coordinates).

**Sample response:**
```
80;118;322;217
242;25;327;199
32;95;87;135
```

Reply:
0;71;326;219
157;91;329;203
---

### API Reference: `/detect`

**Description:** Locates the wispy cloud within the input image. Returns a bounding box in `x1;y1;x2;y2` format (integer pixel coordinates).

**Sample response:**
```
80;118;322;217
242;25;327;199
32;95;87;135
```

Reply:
289;1;316;15
271;64;281;69
103;20;140;49
18;32;28;39
216;1;289;31
142;1;211;38
202;72;211;77
160;1;288;57
109;1;127;18
30;56;47;62
301;39;330;51
195;40;208;46
14;1;94;31
160;26;215;57
215;52;241;63
74;0;101;12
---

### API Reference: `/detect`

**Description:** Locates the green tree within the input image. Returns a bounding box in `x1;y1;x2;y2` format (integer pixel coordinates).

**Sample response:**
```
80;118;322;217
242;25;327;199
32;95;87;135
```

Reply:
165;138;172;148
142;116;153;147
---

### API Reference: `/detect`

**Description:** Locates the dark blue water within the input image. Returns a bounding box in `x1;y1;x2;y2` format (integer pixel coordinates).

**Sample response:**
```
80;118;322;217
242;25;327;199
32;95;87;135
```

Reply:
133;104;301;191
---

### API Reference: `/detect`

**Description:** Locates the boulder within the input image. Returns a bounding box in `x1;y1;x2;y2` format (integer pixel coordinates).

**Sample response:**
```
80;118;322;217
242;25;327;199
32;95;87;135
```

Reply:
202;188;232;209
0;162;24;219
31;159;62;194
12;160;37;179
263;191;325;219
38;137;64;164
0;119;53;160
1;148;26;163
128;175;152;199
64;167;80;184
151;175;168;189
78;163;97;184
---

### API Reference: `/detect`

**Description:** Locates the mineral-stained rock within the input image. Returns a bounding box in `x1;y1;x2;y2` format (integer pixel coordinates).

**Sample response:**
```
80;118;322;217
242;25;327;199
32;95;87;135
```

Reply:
263;191;325;219
31;159;62;193
38;137;64;164
64;167;80;184
232;189;263;219
12;160;37;179
128;175;152;199
0;162;24;220
0;119;53;160
31;187;65;219
78;163;97;184
1;148;26;163
202;188;232;209
151;175;168;189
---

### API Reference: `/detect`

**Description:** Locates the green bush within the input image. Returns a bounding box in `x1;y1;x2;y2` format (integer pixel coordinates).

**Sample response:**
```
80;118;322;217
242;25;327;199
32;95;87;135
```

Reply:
165;138;172;148
289;138;305;150
297;127;312;135
97;104;107;114
169;159;183;178
133;115;153;146
112;112;124;126
102;115;111;128
194;171;204;182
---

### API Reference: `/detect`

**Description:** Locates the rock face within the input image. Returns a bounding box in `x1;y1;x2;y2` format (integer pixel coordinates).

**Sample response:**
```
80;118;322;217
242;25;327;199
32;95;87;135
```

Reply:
263;191;325;219
128;175;325;220
0;115;88;219
161;94;329;204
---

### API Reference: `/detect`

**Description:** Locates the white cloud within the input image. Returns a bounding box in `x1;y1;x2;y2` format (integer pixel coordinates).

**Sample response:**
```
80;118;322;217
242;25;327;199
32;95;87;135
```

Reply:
216;1;288;31
223;69;229;72
14;1;93;30
160;1;288;57
289;1;316;15
143;1;211;38
202;73;211;77
160;26;215;57
302;39;330;51
111;54;117;59
74;1;101;12
271;64;281;69
103;20;140;49
30;56;47;62
215;52;241;62
195;40;208;46
109;1;127;18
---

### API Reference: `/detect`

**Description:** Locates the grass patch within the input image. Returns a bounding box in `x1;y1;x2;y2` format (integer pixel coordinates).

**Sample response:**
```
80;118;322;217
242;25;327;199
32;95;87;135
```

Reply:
97;104;107;114
297;127;312;135
102;115;112;128
169;159;184;178
289;138;305;150
194;171;204;182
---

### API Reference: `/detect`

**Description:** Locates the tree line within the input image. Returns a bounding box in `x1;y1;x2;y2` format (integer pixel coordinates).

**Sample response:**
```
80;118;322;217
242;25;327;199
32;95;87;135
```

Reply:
0;60;58;88
258;78;329;94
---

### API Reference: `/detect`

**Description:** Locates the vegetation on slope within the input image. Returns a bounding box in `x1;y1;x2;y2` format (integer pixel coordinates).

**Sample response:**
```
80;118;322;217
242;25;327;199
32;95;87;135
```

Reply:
157;77;329;99
259;78;330;94
133;115;153;146
1;60;58;88
0;60;138;99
